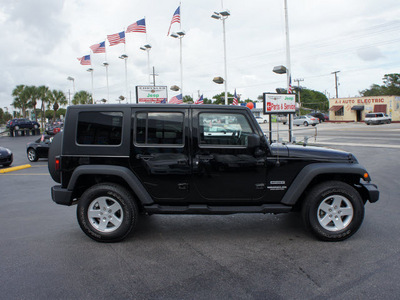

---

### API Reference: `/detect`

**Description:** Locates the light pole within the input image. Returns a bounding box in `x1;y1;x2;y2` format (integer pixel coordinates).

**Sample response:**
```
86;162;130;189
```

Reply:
119;54;129;103
211;10;230;105
102;62;110;101
87;68;94;104
67;76;75;106
332;70;340;98
170;31;185;97
140;44;152;85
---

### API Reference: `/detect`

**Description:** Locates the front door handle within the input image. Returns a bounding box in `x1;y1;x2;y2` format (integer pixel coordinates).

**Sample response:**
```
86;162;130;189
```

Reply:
136;154;154;161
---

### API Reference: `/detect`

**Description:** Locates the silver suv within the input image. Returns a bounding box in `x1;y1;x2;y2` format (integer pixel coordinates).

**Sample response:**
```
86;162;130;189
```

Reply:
364;113;391;125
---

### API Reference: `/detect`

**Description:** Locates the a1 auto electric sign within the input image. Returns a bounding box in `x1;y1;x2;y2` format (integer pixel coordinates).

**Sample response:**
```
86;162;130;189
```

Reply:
263;93;296;114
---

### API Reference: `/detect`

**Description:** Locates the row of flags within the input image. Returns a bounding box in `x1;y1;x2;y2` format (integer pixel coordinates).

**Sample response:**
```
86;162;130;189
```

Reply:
77;18;148;65
78;5;181;65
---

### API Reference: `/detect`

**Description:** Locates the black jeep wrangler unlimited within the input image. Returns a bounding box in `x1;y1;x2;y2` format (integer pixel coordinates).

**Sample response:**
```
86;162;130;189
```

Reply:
49;104;379;242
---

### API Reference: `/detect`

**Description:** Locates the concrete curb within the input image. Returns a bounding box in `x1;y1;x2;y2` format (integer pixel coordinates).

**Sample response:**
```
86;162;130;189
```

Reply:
0;164;31;174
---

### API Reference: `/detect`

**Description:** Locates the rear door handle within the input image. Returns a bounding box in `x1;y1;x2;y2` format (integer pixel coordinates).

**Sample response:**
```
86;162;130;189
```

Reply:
136;154;154;161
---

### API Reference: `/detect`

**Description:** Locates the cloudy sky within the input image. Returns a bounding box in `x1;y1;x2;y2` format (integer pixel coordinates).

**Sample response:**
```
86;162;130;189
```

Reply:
1;0;399;111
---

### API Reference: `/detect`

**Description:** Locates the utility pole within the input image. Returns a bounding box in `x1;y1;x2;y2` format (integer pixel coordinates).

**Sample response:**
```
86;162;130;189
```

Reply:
294;78;304;108
332;71;340;98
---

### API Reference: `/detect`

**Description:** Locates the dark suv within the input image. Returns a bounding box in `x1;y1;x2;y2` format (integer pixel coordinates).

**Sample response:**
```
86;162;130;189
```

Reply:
6;118;40;130
49;104;379;242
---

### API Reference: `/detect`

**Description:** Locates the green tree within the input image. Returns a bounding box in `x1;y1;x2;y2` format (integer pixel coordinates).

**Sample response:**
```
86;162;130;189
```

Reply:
72;90;93;105
47;90;67;121
26;86;41;123
360;73;400;96
11;85;30;118
297;88;328;112
183;95;193;103
212;92;235;105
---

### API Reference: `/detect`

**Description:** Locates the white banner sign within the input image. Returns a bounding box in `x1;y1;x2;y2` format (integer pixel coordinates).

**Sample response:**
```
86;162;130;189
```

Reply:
263;93;296;114
136;86;168;104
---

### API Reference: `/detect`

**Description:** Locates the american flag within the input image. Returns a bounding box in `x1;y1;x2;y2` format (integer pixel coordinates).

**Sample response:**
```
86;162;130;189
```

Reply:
90;41;106;53
107;31;125;46
127;18;146;33
169;93;183;104
167;6;181;36
195;94;203;104
77;55;91;65
233;89;239;105
288;75;293;94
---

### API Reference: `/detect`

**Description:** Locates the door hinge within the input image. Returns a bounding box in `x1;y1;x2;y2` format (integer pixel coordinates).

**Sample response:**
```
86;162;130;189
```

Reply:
255;183;265;190
178;183;189;190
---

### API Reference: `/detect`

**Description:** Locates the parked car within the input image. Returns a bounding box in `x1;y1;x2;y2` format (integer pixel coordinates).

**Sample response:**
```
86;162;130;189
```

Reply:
309;112;326;123
6;118;40;131
45;123;63;135
0;146;13;167
322;113;329;121
255;116;268;124
364;113;391;125
293;115;319;126
276;114;287;124
26;135;53;162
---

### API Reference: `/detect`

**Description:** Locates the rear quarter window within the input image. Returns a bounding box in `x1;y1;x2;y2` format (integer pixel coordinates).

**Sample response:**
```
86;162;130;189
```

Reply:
76;111;123;145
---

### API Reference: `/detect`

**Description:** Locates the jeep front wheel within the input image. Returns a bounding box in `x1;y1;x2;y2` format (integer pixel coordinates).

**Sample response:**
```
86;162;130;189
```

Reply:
77;183;138;242
302;181;364;241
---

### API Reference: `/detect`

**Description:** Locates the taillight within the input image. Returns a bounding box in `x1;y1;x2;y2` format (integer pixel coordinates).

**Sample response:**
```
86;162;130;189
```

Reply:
55;157;60;171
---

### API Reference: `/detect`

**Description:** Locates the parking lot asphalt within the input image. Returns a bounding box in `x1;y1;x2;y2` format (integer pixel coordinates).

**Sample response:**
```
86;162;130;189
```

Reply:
1;124;399;299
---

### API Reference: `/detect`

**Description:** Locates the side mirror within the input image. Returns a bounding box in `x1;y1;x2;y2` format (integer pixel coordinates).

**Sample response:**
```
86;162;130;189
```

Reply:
247;133;260;148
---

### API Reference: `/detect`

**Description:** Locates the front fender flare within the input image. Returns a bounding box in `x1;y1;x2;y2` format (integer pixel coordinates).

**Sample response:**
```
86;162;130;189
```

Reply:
281;163;367;206
68;165;153;205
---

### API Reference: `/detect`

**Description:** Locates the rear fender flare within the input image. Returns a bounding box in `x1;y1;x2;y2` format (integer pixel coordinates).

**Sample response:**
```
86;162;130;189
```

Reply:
68;165;153;205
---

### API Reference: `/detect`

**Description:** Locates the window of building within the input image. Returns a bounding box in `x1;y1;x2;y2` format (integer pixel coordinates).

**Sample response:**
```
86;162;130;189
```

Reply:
135;112;184;146
199;113;253;147
77;111;123;145
374;104;387;113
335;107;344;116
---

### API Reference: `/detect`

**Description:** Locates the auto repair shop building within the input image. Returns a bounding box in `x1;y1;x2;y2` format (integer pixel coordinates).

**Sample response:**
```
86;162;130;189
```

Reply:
328;95;400;122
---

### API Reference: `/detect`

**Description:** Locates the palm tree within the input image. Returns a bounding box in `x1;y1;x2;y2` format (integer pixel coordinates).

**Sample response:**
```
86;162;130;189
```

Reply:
72;90;92;105
12;85;29;118
37;85;49;128
47;89;67;121
27;86;41;123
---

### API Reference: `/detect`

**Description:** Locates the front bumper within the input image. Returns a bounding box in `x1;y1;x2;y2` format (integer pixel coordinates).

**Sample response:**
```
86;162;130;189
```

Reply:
360;183;379;203
51;185;74;206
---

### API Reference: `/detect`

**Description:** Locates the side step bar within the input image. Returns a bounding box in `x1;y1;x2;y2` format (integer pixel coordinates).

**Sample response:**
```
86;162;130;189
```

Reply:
143;204;292;215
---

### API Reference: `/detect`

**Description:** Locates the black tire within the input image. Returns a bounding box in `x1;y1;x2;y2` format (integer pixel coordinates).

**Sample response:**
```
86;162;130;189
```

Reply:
34;124;39;129
302;181;364;241
14;125;20;130
27;148;38;162
77;183;138;242
303;121;309;126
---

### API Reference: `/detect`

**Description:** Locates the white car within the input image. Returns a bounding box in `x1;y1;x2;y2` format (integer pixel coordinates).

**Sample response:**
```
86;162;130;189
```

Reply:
255;116;268;124
293;115;319;126
364;113;391;125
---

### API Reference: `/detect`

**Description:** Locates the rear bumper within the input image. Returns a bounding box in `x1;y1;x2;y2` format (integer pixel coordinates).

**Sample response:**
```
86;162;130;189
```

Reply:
360;183;379;203
51;185;73;206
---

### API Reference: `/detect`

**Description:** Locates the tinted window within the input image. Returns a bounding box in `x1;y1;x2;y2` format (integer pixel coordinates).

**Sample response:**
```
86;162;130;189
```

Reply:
77;111;123;145
199;113;253;146
135;112;184;145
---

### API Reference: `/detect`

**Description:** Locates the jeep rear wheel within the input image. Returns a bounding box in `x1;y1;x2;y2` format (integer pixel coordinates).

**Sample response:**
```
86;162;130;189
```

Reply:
77;183;138;242
302;181;364;241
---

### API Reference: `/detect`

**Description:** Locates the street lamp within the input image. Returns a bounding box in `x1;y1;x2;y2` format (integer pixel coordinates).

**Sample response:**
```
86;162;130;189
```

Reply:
86;68;94;104
170;30;185;97
67;76;75;106
119;54;129;103
102;62;110;101
211;10;230;105
140;44;152;84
